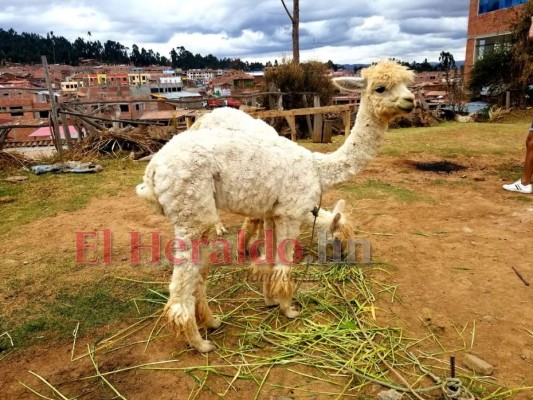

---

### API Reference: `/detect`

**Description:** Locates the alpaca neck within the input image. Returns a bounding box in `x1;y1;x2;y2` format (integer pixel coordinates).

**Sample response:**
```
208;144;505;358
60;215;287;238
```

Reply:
316;102;388;191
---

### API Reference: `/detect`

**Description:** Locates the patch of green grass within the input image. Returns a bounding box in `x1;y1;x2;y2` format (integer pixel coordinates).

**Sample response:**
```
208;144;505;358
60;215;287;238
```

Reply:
0;158;146;236
508;195;533;203
340;179;427;203
0;278;156;348
382;120;529;158
495;161;524;181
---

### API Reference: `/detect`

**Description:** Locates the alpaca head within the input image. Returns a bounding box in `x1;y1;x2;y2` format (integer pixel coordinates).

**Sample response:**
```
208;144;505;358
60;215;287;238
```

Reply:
327;199;355;240
325;199;357;260
332;60;415;122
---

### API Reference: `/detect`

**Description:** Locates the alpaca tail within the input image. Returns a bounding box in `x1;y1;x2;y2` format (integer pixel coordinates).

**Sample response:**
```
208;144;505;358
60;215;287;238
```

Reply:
136;181;164;215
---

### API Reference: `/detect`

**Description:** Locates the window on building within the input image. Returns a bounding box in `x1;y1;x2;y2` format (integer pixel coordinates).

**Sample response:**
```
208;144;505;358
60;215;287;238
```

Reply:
120;104;129;112
475;34;512;60
10;106;23;117
38;110;49;118
478;0;526;14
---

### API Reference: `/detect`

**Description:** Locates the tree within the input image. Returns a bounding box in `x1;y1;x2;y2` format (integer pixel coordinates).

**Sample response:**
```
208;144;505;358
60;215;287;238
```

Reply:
439;51;465;112
468;50;512;95
325;60;337;71
469;2;532;97
509;1;533;90
281;0;299;64
263;60;335;137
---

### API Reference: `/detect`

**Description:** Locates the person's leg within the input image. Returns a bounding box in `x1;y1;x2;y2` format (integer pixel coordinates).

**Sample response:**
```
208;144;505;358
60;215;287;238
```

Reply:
521;131;533;185
503;125;533;193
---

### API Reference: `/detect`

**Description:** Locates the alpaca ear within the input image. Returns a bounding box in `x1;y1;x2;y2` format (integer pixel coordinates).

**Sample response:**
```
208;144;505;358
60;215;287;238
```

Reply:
329;213;342;233
332;77;366;92
332;199;345;214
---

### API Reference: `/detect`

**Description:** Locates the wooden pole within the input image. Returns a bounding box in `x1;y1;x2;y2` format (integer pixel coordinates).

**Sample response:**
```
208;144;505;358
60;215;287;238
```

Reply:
344;110;351;136
312;95;323;143
41;55;63;156
59;109;163;126
0;128;11;151
59;107;74;151
302;94;313;136
285;115;297;141
62;105;106;131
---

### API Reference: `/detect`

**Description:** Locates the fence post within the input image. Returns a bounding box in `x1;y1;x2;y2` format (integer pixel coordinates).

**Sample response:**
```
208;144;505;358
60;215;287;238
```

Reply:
312;95;323;143
302;94;313;136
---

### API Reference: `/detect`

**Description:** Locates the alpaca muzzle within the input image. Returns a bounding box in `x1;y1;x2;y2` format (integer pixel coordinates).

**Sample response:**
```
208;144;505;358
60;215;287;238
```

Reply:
398;98;415;112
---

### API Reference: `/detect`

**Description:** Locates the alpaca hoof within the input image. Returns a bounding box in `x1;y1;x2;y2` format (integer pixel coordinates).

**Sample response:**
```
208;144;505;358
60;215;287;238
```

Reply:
209;318;222;329
193;339;217;353
215;223;227;236
283;306;300;319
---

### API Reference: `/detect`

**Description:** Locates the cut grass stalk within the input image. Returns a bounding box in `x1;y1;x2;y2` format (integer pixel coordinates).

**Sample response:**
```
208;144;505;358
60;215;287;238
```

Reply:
87;344;127;400
0;331;14;347
252;364;273;400
20;371;70;400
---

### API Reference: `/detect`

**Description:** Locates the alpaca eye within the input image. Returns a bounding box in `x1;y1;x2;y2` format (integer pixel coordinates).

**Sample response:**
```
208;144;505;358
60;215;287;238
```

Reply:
375;86;386;93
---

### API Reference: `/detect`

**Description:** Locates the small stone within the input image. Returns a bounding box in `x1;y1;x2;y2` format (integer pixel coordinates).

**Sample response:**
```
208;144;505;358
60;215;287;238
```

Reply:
482;315;494;323
520;354;527;360
377;389;403;400
5;176;28;182
463;226;473;233
421;307;432;322
23;261;29;265
464;354;494;375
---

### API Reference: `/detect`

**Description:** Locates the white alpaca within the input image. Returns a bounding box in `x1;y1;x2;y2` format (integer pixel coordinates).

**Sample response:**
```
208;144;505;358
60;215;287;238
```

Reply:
137;60;415;352
188;107;352;238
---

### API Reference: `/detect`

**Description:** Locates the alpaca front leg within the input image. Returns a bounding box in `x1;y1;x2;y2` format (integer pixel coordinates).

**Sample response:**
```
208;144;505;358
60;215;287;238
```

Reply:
239;217;262;257
166;261;216;353
271;220;301;319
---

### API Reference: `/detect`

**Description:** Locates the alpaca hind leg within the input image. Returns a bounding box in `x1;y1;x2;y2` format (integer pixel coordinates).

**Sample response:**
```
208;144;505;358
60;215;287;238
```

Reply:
195;249;221;329
165;198;219;352
165;261;215;353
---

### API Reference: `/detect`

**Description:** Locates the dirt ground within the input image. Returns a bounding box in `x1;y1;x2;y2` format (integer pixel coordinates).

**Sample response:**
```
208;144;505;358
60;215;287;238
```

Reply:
1;122;533;399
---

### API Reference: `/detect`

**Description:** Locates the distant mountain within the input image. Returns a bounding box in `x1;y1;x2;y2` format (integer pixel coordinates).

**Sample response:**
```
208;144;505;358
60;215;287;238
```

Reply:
337;64;369;71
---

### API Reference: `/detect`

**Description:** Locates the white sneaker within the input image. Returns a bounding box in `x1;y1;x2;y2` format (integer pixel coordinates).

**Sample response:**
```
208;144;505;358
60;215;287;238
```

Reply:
502;180;532;194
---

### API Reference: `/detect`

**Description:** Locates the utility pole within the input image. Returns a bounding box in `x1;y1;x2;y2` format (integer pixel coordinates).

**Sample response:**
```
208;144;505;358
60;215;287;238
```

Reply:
41;55;63;155
281;0;300;64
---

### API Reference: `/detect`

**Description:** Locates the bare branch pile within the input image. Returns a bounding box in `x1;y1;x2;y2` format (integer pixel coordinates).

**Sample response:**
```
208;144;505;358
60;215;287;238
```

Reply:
73;126;170;158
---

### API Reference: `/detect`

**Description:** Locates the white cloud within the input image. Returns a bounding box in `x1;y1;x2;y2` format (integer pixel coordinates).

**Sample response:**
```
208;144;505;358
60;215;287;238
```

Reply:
0;0;470;64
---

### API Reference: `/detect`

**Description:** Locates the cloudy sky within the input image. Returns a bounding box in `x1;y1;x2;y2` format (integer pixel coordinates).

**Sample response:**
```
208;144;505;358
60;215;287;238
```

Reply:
0;0;469;64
